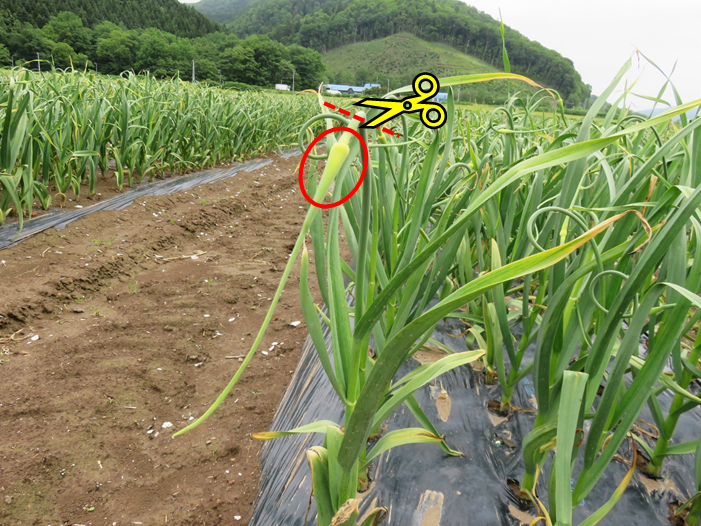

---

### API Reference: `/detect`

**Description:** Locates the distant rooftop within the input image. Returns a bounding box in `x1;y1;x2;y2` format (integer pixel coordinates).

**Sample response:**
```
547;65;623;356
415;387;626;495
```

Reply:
325;83;382;94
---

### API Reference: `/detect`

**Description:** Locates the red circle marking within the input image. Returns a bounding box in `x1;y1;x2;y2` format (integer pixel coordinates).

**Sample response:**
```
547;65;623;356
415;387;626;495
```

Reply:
299;126;369;209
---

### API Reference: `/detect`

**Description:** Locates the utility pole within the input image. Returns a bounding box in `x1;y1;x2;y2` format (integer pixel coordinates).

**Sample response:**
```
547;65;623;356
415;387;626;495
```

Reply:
292;70;295;92
192;59;195;83
10;54;14;67
219;70;222;86
387;78;390;94
37;52;40;73
457;86;461;102
95;62;98;74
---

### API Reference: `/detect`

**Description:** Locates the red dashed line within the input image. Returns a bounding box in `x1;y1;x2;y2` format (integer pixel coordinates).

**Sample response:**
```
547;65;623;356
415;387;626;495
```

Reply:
323;100;400;139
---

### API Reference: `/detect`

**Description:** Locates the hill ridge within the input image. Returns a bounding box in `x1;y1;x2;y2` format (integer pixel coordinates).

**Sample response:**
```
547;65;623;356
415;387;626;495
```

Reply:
323;33;526;105
192;0;591;105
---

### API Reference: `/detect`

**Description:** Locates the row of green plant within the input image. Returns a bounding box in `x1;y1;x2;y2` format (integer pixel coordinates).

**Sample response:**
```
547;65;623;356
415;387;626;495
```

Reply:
175;63;701;526
0;68;318;227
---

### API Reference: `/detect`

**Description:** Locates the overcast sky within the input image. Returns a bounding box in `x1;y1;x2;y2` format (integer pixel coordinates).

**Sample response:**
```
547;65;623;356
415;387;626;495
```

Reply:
180;0;699;108
464;0;700;108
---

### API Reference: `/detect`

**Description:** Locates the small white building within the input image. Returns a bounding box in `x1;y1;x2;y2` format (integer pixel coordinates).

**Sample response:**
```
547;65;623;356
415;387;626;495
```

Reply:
275;84;291;91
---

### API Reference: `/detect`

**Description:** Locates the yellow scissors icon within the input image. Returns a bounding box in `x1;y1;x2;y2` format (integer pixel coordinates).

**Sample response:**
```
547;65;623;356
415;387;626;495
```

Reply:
354;73;447;129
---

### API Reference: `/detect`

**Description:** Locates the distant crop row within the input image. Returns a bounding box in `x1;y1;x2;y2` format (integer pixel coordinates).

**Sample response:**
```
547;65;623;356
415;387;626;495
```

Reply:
0;69;317;227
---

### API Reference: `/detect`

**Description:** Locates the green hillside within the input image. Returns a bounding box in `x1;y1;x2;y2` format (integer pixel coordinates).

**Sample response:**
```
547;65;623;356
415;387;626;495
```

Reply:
324;33;527;104
0;0;220;39
192;0;257;24
192;0;591;106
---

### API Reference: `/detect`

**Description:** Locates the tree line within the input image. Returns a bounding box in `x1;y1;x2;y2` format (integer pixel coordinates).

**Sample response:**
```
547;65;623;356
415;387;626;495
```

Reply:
0;10;326;89
0;0;221;39
226;0;592;105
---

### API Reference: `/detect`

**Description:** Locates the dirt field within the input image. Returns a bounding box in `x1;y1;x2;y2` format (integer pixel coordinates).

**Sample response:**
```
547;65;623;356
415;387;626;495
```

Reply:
0;153;322;526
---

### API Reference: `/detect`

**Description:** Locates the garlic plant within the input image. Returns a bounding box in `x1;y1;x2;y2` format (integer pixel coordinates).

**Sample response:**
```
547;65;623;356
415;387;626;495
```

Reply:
0;68;317;227
173;63;701;525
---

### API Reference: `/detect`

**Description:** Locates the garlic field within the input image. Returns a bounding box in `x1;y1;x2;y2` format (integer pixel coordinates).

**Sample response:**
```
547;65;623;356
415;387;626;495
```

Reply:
2;62;701;526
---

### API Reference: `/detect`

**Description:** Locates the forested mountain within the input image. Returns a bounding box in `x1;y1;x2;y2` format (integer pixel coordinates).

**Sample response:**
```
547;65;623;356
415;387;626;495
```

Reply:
0;0;220;39
0;3;325;90
193;0;591;105
191;0;259;24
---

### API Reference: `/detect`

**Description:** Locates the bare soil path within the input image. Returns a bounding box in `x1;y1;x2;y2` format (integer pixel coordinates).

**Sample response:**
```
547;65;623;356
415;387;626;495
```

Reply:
0;153;319;526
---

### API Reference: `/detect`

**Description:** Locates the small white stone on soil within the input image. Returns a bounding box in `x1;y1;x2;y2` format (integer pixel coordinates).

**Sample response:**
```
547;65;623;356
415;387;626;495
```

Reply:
161;422;173;429
290;321;301;327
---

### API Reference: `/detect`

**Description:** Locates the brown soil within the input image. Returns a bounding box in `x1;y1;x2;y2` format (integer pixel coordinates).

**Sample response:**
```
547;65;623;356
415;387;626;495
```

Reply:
0;153;325;525
9;161;245;223
668;501;688;526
